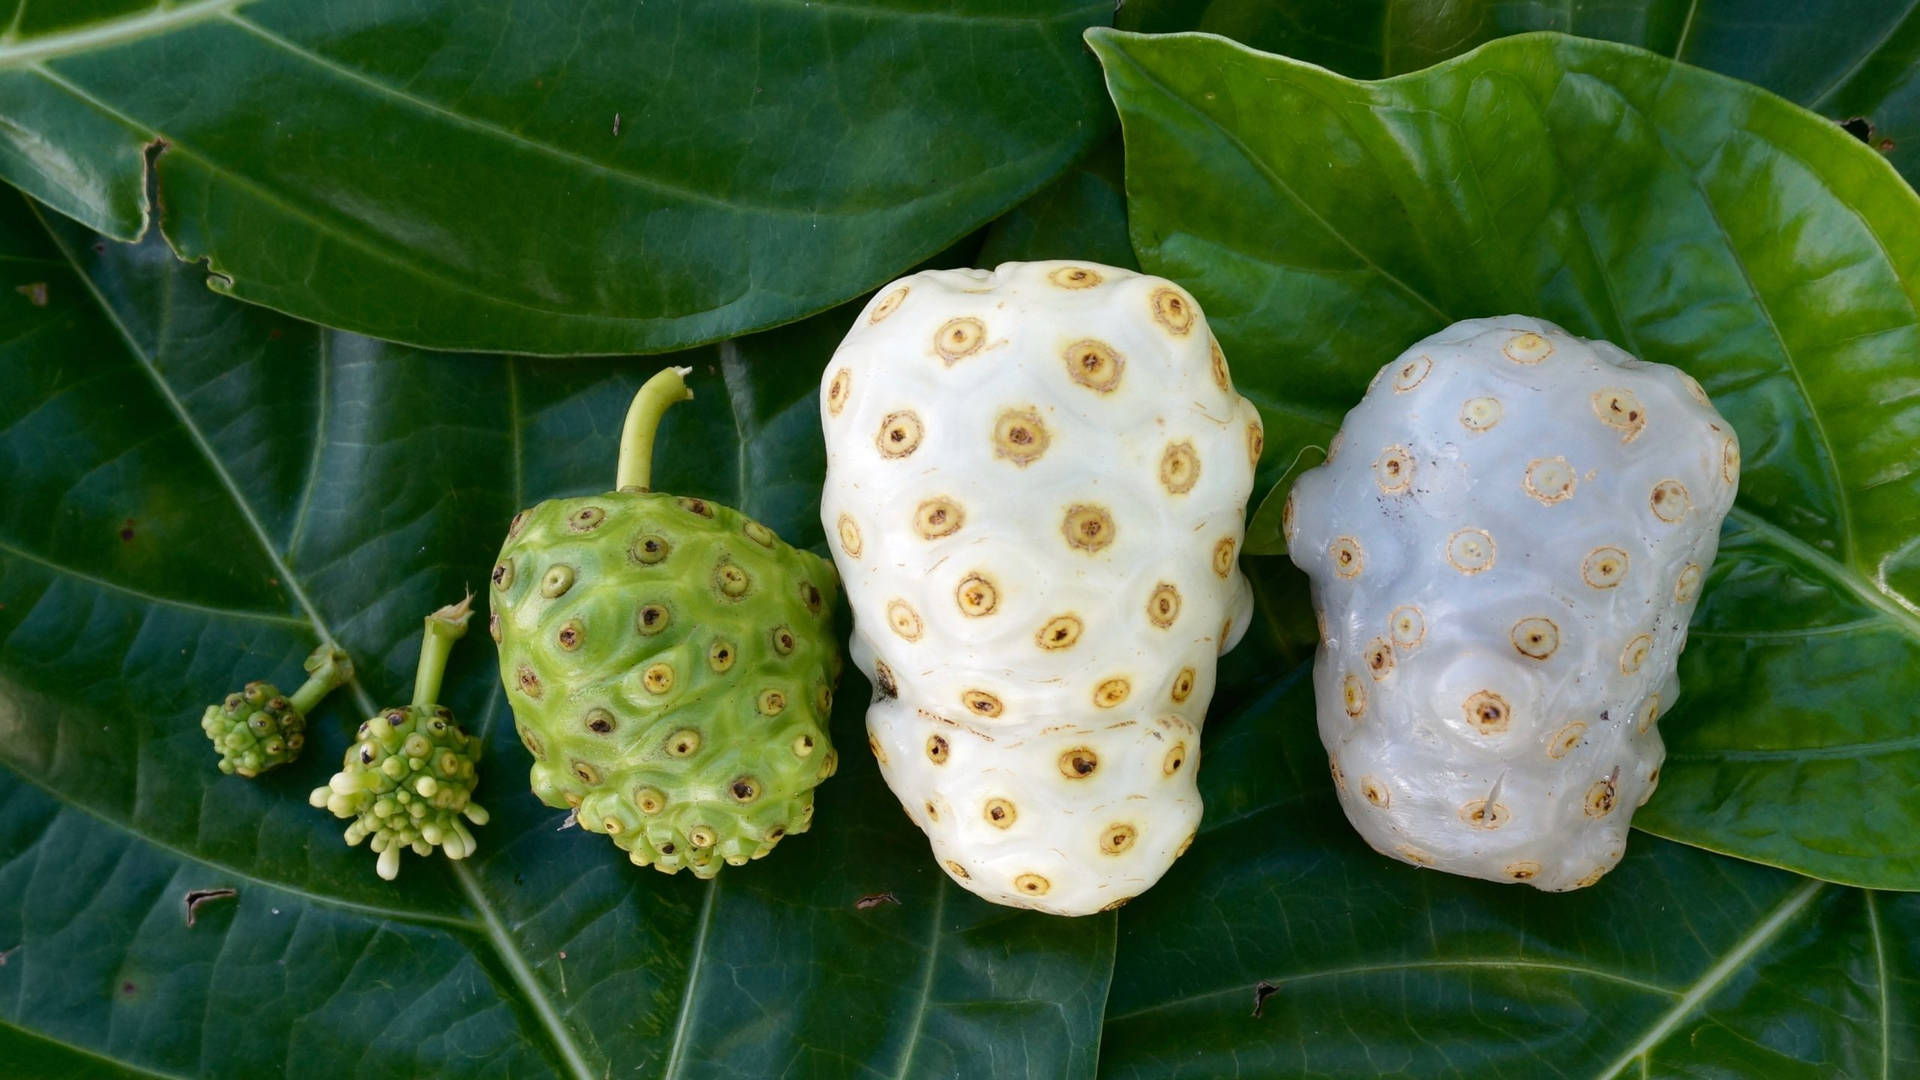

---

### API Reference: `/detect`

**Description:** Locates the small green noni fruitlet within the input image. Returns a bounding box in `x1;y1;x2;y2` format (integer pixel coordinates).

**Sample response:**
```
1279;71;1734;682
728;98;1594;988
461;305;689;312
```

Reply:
310;598;489;880
201;643;353;777
490;366;842;877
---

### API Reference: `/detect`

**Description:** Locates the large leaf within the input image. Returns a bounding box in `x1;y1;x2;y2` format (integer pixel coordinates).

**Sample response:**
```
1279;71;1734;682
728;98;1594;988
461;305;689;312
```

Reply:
0;0;1112;355
1115;0;1920;186
0;188;1112;1078
1089;29;1920;889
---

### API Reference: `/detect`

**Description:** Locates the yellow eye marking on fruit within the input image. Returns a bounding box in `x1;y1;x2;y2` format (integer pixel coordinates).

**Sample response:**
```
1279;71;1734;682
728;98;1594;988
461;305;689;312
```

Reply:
934;317;985;363
1446;528;1496;574
1650;479;1691;523
1061;504;1115;553
1464;690;1510;735
1523;456;1576;504
1330;536;1365;579
1511;617;1560;660
1582;546;1629;589
1150;287;1195;334
993;408;1049;466
1036;614;1082;650
876;410;924;459
1374;445;1414;494
1393;354;1432;391
1064;339;1123;392
869;286;908;323
1160;440;1200;494
1504;331;1553;364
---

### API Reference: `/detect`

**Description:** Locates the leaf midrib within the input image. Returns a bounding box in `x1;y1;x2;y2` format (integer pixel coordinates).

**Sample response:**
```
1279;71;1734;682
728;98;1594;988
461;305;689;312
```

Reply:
27;199;597;1080
0;0;245;66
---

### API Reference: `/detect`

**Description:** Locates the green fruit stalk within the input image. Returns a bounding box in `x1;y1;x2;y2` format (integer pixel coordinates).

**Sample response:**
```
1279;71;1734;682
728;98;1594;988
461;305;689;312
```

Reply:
490;366;842;877
201;643;353;777
310;598;489;880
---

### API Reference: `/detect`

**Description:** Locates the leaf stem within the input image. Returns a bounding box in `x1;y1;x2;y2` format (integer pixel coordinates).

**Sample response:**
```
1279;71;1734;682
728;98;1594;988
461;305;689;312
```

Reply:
413;596;473;707
615;366;694;492
289;643;354;714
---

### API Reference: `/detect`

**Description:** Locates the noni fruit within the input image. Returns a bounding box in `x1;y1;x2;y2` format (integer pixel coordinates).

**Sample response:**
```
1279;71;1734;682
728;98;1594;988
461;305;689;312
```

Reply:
1285;316;1739;891
311;598;489;880
819;260;1262;916
201;642;352;777
491;367;842;877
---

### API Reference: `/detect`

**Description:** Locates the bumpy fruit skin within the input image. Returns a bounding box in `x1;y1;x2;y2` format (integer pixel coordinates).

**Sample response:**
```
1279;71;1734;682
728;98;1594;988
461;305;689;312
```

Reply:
312;705;487;880
201;644;352;777
1286;316;1740;891
820;260;1261;916
491;492;842;877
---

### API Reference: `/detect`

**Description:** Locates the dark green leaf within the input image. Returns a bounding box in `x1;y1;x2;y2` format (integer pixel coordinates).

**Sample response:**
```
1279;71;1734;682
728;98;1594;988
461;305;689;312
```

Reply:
1115;0;1920;186
0;188;1111;1078
1090;28;1920;888
0;0;1113;355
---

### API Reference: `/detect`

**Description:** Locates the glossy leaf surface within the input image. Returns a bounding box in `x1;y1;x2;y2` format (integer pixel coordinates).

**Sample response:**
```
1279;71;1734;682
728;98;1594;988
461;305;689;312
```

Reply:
1092;28;1920;890
0;0;1112;354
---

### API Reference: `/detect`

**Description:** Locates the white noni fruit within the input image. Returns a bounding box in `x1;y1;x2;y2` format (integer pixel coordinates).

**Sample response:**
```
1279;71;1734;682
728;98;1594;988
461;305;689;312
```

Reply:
819;261;1262;915
1286;316;1740;891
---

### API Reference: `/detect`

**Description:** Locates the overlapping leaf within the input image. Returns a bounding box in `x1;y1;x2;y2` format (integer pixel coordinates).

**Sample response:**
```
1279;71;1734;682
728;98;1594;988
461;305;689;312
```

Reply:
0;0;1112;354
1091;27;1920;889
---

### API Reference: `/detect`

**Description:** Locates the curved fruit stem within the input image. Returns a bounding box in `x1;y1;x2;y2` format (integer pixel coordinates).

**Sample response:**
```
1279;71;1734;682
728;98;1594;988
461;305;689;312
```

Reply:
615;365;694;492
290;643;355;715
412;595;473;708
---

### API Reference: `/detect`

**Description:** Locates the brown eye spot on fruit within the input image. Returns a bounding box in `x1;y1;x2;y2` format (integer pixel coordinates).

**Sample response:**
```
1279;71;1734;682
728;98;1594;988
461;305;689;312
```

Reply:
1149;286;1196;335
1364;637;1395;680
1064;339;1124;392
1649;479;1691;523
1389;605;1426;650
1620;634;1652;675
1680;372;1709;404
1548;721;1587;759
714;561;752;599
1100;824;1138;854
1093;678;1131;708
993;408;1049;466
1504;331;1553;364
1591;388;1646;442
984;798;1016;828
836;514;863;558
934;317;986;363
1210;337;1230;391
923;801;941;823
636;603;673;635
1511;617;1560;660
826;369;852;416
556;621;584;651
1248;420;1264;467
1146;583;1181;628
1171;667;1197;702
631;534;671;564
688;826;716;848
642;663;675;695
487;611;503;643
1360;775;1390;808
1374;445;1414;494
1524;457;1576;504
1393;354;1433;391
1330;536;1365;579
963;690;1004;718
1342;673;1367;718
1446;528;1496;574
1721;437;1740;485
869;285;908;323
1059;747;1099;778
491;559;516;591
1014;872;1049;896
1674;563;1703;603
517;723;546;759
506;510;528;540
1212;537;1237;578
1464;690;1511;735
1459;799;1511;829
876;410;924;459
744;520;776;549
731;777;762;803
1505;861;1541;881
568;506;606;532
955;573;999;617
1162;742;1187;775
634;787;666;814
680;497;714;518
571;760;602;785
1460;396;1502;432
770;626;797;655
1582;547;1629;589
873;660;898;698
926;735;949;764
1584;774;1618;817
1061;504;1116;553
915;496;965;540
868;733;888;766
1638;693;1662;734
756;689;786;716
708;639;736;673
1160;440;1200;494
540;565;575;598
516;665;543;698
1036;614;1083;650
886;600;923;641
1049;265;1103;289
667;729;701;757
1281;489;1297;545
792;733;816;758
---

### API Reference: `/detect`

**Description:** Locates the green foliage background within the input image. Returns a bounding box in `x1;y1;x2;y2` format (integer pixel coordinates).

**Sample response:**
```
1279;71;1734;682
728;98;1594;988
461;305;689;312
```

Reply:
1;2;1915;1077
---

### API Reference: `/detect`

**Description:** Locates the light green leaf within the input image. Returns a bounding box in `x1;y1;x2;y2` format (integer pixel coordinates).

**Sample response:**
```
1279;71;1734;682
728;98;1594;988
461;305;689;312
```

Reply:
0;0;1113;355
1090;27;1920;888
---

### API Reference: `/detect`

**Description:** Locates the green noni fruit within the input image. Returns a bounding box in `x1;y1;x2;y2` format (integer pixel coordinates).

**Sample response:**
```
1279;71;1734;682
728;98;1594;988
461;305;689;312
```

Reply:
310;598;489;880
201;643;353;777
490;366;842;877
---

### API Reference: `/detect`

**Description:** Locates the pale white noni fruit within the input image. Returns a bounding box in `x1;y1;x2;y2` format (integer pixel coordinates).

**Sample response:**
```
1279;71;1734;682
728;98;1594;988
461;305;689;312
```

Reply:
1286;315;1739;891
819;260;1262;915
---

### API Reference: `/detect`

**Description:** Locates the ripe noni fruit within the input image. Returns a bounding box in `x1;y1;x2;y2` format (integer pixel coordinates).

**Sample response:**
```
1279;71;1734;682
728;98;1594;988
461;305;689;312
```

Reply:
491;367;842;877
820;260;1262;915
1285;316;1740;890
312;598;488;880
201;643;352;777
